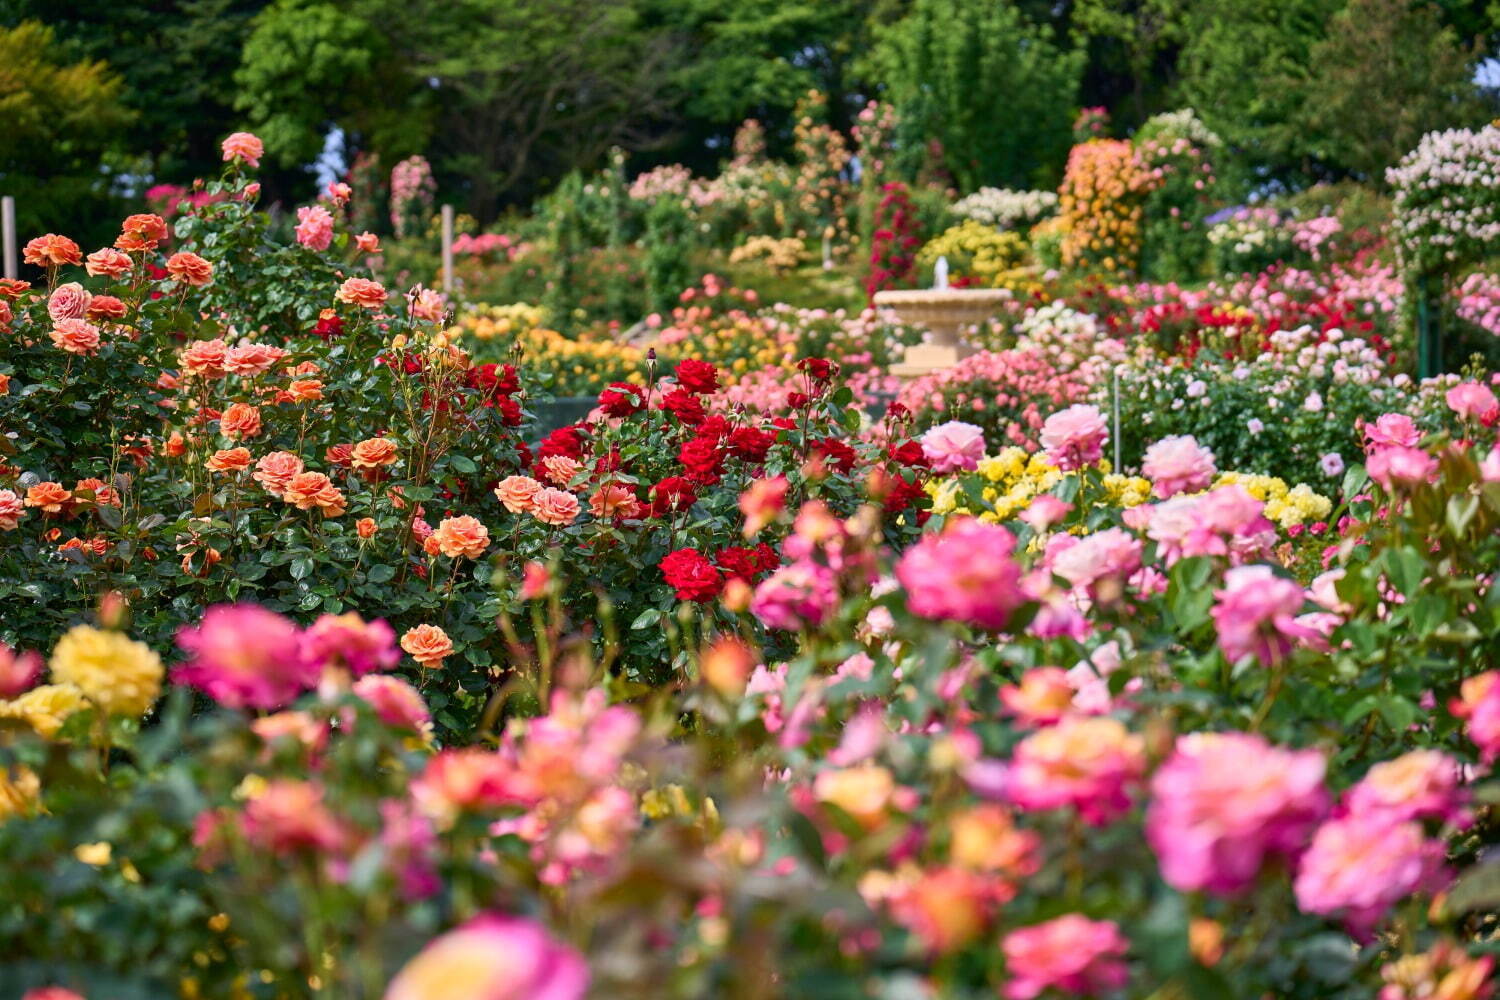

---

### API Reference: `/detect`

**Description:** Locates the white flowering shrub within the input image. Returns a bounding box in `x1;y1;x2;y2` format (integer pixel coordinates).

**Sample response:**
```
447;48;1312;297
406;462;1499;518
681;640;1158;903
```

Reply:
950;187;1058;231
1387;125;1500;275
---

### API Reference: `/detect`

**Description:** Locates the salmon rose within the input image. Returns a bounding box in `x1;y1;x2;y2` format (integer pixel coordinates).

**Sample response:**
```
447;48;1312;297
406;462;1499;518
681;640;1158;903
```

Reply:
219;402;262;440
224;343;287;377
23;234;82;268
494;475;542;514
532;487;580;526
356;517;377;539
253;451;304;497
86;247;133;278
431;515;490;559
400;624;453;669
282;472;347;517
221;131;264;168
336;277;387;309
287;379;323;401
166;252;213;287
206;448;252;473
589;484;641;520
350;437;399;472
86;295;127;321
47;283;92;322
115;214;169;253
181;339;229;378
49;319;100;355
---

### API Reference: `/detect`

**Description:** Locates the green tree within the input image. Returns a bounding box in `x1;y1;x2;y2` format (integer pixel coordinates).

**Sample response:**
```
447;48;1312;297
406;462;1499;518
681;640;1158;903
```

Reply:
1299;0;1487;183
0;21;134;245
868;0;1083;191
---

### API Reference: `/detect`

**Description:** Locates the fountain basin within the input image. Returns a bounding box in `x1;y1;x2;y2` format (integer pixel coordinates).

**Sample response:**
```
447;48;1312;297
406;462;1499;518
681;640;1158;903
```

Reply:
874;288;1013;377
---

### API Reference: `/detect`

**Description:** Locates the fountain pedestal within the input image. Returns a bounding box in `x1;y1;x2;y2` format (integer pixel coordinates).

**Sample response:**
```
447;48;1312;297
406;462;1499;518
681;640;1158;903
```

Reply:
873;288;1013;378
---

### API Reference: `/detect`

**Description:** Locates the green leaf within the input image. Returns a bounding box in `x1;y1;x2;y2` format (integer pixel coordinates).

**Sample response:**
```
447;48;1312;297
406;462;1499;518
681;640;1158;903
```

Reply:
630;608;661;630
289;557;313;580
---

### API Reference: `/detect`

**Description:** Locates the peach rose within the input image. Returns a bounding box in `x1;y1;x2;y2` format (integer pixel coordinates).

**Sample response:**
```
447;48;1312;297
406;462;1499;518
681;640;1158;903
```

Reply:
422;534;442;557
287;378;323;401
407;286;445;322
47;282;92;322
23;482;72;514
493;475;542;513
180;339;228;378
86;295;127;321
356;517;377;539
49;319;101;355
86;247;133;278
224;343;287;377
531;487;580;526
166;252;213;287
221;132;264;168
350;437;399;471
431;515;491;559
115;214;169;253
400;624;453;669
253;451;304;496
0;489;24;530
335;277;387;309
22;234;81;268
283;472;347;517
219;402;262;440
539;454;582;485
355;232;381;253
206;448;252;473
589;484;641;520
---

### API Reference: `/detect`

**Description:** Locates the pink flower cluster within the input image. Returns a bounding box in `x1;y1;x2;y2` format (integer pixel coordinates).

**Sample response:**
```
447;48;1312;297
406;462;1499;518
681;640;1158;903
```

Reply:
1141;434;1216;498
1211;565;1321;666
897;518;1024;630
1002;914;1129;999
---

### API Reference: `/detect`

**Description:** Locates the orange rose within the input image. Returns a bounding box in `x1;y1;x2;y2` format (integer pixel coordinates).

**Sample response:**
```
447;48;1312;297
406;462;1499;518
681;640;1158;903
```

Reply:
219;402;262;440
282;472;347;517
253;451;305;497
400;624;453;669
47;282;92;322
22;234;82;268
115;214;169;253
493;475;542;513
531;487;580;526
0;278;30;297
356;517;377;539
589;483;641;520
335;277;387;310
166;252;213;287
163;432;187;458
180;339;228;378
73;477;119;507
422;534;442;556
206;448;252;473
223;343;287;377
86;247;133;278
23;482;72;514
49;319;101;355
431;515;490;559
287;379;323;401
350;437;399;471
86;295;127;321
0;374;9;395
355;232;381;253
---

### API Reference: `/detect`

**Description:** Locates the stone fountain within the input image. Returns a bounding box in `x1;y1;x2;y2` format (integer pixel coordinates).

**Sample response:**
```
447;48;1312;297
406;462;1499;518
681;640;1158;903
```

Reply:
874;257;1012;378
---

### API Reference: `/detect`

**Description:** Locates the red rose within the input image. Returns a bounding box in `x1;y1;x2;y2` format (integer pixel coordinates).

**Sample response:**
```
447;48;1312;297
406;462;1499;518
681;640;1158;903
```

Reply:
812;438;858;473
771;417;798;432
797;357;837;381
694;415;732;441
467;363;520;398
728;426;775;463
882;474;927;514
538;425;586;461
786;392;810;410
715;543;781;583
659;389;705;426
494;395;523;427
888;440;928;467
679;436;724;485
648;475;698;516
660;548;722;602
674;359;721;395
598;382;645;417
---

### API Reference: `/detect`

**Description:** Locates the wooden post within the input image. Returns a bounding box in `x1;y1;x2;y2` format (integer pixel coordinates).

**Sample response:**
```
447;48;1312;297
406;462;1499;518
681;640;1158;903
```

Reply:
1416;270;1443;379
1112;367;1121;471
1;196;16;280
440;203;454;295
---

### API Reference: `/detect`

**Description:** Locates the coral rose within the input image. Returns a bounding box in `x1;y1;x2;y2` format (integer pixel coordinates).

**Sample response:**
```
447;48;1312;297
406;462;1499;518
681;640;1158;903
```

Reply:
431;515;491;559
206;448;252;473
49;318;101;355
531;487;580;526
165;251;213;287
218;402;262;440
355;231;381;253
401;624;453;668
86;295;127;321
223;343;288;377
494;475;542;513
115;214;169;252
221;131;264;167
288;378;324;401
46;282;91;322
282;472;347;516
589;483;641;519
350;437;399;471
356;517;377;539
86;247;133;278
336;277;387;309
22;234;81;268
180;338;229;378
253;451;304;496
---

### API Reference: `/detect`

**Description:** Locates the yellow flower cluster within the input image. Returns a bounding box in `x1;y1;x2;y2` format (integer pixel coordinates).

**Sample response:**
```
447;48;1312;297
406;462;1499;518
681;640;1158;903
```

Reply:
1212;472;1333;529
1058;140;1158;274
458;302;547;340
728;235;808;276
916;221;1029;288
449;307;649;394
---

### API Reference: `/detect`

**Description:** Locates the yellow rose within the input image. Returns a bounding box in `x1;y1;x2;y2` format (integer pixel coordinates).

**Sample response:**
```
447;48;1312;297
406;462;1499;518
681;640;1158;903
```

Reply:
49;625;163;718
